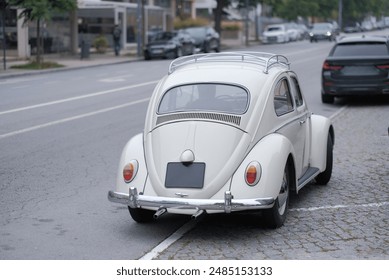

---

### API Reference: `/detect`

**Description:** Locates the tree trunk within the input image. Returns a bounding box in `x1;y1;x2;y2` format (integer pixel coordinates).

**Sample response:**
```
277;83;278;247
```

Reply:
214;0;225;35
36;19;41;65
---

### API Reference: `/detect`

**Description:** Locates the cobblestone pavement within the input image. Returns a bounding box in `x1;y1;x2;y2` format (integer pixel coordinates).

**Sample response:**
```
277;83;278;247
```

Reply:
155;99;389;260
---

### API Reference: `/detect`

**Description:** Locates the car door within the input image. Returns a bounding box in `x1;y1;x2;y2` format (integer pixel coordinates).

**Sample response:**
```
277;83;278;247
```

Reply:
273;76;306;177
288;74;311;175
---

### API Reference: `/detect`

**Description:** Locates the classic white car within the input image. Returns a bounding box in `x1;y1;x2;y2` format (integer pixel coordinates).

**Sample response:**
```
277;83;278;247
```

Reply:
108;52;334;228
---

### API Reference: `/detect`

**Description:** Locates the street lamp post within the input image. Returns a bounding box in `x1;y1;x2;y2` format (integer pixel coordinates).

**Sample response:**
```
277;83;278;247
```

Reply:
0;0;7;70
338;0;343;30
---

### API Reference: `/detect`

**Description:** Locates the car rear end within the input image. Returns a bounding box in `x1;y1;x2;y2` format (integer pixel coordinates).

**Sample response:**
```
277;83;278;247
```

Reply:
321;37;389;103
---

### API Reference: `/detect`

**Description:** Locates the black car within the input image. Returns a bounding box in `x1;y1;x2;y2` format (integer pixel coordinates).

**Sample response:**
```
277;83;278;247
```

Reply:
144;31;195;60
309;23;336;42
321;35;389;103
182;26;220;53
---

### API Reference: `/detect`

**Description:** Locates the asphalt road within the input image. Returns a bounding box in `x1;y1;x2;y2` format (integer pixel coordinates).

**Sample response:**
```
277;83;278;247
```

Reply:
0;38;388;260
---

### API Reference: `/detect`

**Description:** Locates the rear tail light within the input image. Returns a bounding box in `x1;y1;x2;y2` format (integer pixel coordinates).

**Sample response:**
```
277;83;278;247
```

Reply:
323;61;343;71
123;160;138;183
376;64;389;70
245;161;261;186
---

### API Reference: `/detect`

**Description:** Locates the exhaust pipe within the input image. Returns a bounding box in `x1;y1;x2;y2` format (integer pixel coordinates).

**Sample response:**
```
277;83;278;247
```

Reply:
153;208;167;219
191;209;206;220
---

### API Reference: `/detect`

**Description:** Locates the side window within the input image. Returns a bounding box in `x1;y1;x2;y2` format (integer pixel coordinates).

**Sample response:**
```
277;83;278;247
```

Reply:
274;78;294;116
291;77;304;107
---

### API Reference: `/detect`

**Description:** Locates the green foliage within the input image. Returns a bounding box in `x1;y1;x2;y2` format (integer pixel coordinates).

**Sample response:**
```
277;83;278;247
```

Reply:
261;0;389;22
9;0;77;23
93;35;108;54
173;18;209;29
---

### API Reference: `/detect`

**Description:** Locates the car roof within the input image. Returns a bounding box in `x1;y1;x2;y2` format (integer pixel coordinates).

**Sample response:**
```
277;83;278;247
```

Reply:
336;35;388;44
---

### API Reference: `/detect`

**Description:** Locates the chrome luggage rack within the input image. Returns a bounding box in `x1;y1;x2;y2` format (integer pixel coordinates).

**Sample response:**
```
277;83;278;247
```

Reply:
168;52;290;74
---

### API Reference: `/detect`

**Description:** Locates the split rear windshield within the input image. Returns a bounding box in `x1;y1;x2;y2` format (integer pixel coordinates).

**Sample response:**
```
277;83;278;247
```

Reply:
158;83;249;115
332;42;389;56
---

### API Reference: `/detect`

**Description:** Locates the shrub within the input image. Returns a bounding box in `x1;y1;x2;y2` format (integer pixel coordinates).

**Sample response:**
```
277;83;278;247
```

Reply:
93;35;108;54
174;18;210;29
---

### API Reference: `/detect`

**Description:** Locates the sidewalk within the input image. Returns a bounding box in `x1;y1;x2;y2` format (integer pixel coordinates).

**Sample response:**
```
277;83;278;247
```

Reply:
0;48;141;79
0;39;243;79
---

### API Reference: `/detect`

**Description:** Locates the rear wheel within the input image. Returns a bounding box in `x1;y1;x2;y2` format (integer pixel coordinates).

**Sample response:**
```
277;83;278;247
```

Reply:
263;163;290;228
128;207;154;223
316;134;333;185
321;93;334;104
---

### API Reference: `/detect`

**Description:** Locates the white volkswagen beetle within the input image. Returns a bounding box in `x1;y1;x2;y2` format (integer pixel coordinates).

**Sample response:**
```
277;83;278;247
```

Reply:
108;52;334;228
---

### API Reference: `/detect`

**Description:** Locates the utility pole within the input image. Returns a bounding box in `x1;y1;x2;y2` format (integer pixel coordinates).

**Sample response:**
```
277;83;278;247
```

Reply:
0;0;7;70
136;0;143;56
245;0;249;46
338;0;343;30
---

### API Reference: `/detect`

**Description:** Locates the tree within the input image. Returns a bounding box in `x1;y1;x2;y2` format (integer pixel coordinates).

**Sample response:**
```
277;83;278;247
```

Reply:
9;0;76;64
213;0;262;39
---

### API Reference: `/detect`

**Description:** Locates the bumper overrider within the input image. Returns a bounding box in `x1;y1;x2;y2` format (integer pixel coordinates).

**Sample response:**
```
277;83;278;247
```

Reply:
108;187;275;218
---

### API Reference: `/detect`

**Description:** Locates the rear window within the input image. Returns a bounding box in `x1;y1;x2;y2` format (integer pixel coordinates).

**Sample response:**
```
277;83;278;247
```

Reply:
332;42;389;56
158;83;249;115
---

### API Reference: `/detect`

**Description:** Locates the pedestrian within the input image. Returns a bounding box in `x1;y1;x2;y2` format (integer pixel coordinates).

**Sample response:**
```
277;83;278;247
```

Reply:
112;24;121;56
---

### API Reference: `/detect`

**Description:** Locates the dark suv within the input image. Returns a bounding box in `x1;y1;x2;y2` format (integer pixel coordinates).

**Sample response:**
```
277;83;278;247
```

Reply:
321;35;389;103
182;26;220;53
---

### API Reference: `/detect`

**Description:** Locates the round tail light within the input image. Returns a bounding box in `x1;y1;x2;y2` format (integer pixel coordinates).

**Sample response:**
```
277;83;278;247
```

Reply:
123;160;138;183
245;161;261;186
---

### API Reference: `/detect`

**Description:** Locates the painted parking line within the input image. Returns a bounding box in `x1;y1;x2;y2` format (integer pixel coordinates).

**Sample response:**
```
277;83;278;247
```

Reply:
290;201;389;212
139;220;198;261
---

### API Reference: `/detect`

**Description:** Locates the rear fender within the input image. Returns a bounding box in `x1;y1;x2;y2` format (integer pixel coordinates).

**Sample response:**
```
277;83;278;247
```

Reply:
310;115;334;171
115;133;147;194
230;133;295;200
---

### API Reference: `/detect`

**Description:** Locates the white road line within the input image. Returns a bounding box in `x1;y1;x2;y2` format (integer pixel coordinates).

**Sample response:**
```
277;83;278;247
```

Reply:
329;105;348;120
0;80;159;116
0;98;149;140
290;201;389;212
139;220;198;260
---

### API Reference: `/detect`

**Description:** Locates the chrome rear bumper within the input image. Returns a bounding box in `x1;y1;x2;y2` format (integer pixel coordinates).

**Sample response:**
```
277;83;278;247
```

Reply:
108;187;275;214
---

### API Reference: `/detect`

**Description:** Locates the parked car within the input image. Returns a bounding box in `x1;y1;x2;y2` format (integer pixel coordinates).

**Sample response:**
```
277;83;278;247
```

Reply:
309;23;336;42
297;23;309;40
108;52;334;228
261;24;289;44
182;26;220;53
343;23;362;33
285;23;299;41
321;35;389;103
144;31;195;60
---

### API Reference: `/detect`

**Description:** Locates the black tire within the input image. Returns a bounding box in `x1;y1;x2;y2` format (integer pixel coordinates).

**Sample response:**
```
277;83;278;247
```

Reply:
204;42;210;53
128;207;154;223
316;134;333;185
263;163;290;228
176;47;183;58
144;51;151;60
321;93;334;104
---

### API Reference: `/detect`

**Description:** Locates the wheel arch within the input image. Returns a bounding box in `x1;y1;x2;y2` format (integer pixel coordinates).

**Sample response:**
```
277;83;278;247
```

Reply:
286;153;297;194
310;115;334;171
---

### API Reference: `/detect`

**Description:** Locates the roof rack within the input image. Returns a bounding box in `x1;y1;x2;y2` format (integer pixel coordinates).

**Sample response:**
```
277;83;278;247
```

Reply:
168;52;290;74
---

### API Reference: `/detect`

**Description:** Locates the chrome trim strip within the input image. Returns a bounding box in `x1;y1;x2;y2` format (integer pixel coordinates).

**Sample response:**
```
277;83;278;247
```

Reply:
108;188;275;213
156;112;242;126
